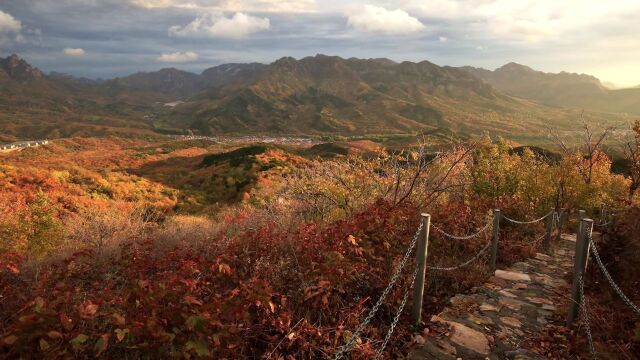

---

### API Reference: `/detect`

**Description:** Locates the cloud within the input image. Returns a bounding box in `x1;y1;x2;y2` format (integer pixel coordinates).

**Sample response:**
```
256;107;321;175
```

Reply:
157;51;200;62
169;12;270;39
0;10;22;33
347;5;425;34
130;0;316;13
439;36;447;42
63;48;86;57
0;10;24;45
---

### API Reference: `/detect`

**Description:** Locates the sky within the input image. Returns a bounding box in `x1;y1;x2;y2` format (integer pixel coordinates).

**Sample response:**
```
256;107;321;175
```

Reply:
0;0;638;87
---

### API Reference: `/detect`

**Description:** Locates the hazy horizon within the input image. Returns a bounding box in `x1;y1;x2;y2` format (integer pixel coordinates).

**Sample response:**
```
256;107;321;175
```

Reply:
1;1;639;87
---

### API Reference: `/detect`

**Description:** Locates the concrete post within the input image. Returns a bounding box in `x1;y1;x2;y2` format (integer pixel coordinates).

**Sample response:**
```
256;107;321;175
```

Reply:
490;209;501;272
567;213;593;327
412;213;431;325
544;208;555;253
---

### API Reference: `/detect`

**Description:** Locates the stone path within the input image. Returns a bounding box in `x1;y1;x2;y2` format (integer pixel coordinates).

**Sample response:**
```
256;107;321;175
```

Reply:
409;234;576;360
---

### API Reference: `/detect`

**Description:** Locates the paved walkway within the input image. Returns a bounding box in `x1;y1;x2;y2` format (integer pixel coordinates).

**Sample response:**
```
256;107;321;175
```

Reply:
409;234;576;360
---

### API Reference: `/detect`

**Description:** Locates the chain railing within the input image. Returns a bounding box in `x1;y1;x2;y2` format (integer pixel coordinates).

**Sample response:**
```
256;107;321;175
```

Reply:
374;267;418;359
333;222;423;360
431;221;491;240
502;209;554;225
568;212;640;360
593;221;611;228
588;232;640;316
335;206;564;359
427;239;492;271
579;274;597;359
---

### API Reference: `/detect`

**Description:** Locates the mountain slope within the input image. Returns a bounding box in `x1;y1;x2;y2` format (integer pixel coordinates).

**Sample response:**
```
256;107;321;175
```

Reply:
0;54;160;142
0;54;633;143
461;63;640;115
160;55;628;139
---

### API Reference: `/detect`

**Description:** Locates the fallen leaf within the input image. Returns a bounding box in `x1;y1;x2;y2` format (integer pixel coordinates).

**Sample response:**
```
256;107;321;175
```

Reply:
94;334;109;356
39;338;50;351
112;313;125;326
3;335;18;345
60;313;73;331
47;331;63;340
114;328;129;342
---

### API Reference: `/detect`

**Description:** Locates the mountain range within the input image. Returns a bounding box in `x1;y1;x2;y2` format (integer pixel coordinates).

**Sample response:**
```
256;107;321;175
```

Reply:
0;54;635;143
461;63;640;115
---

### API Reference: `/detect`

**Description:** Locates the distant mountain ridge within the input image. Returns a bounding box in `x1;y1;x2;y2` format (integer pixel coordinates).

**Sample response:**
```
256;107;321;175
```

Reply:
0;54;45;83
461;63;640;115
0;54;633;142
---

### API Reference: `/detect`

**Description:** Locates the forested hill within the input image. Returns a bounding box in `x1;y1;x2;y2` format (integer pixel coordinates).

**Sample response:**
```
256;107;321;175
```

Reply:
0;54;632;142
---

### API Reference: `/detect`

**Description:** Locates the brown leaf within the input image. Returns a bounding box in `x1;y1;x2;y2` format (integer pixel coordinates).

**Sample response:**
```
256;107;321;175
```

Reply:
47;331;63;340
184;295;203;306
218;263;231;274
112;313;126;326
3;335;18;345
39;338;50;351
60;313;73;331
78;301;98;319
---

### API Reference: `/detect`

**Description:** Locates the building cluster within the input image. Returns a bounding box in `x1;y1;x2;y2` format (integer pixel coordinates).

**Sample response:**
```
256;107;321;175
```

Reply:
0;140;50;151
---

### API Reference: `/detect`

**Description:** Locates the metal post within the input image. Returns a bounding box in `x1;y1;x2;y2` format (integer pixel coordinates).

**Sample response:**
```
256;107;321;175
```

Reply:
544;208;555;253
555;208;566;242
412;213;430;325
490;209;501;272
568;212;593;326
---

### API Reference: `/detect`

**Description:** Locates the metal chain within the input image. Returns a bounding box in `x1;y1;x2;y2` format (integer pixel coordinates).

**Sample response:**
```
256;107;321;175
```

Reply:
534;232;546;242
593;221;611;228
579;275;597;359
502;210;553;225
333;221;424;360
431;221;491;240
588;233;640;316
427;239;492;271
374;267;418;359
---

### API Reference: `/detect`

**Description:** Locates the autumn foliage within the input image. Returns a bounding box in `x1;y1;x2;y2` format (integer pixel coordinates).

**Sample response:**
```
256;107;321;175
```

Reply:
0;135;633;358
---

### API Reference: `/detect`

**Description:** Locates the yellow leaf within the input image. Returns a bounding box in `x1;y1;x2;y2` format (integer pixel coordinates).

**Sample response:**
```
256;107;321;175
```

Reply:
39;338;50;351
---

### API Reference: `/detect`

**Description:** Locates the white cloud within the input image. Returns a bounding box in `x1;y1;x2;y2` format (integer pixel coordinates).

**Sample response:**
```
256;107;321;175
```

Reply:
0;10;22;33
157;51;200;62
405;0;640;43
130;0;316;13
169;12;270;39
63;48;86;57
439;36;448;42
0;10;23;45
347;5;424;34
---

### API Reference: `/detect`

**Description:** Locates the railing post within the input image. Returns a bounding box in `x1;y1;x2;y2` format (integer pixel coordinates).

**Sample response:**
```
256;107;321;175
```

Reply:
544;207;555;253
568;212;593;326
412;213;430;325
555;208;566;242
490;209;501;272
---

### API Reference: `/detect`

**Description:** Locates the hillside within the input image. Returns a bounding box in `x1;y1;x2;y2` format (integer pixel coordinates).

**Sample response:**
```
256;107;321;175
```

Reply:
158;55;629;141
461;63;640;115
0;55;161;142
0;54;633;143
